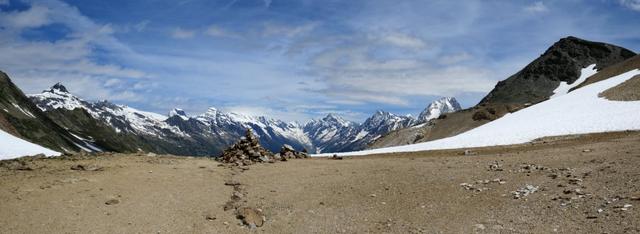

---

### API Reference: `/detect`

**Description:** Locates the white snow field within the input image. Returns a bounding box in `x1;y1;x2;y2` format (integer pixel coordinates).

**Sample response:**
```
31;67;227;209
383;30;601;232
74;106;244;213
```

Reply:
551;64;598;98
315;68;640;157
0;129;61;160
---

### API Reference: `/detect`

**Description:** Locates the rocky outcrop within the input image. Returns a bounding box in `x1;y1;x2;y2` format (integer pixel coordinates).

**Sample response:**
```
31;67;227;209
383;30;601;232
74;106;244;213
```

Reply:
480;36;636;105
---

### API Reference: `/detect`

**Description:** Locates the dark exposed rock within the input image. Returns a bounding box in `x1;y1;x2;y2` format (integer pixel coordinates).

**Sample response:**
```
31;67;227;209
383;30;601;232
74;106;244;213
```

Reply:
479;36;636;105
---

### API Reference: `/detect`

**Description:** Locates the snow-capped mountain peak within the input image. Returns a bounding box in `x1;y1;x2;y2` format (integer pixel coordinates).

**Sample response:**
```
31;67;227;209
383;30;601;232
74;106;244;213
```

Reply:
169;108;189;120
417;97;462;122
321;113;354;128
30;88;184;137
51;83;69;93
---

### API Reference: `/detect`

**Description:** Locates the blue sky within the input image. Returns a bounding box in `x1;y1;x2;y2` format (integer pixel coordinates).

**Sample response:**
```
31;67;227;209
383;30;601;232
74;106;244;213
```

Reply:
1;0;639;122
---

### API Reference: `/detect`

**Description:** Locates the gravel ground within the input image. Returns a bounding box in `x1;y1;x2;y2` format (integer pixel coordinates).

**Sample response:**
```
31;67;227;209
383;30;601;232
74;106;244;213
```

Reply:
1;131;639;233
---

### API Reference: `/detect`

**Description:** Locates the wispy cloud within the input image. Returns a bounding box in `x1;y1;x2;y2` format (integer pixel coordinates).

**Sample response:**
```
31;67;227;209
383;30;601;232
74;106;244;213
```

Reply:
524;1;548;13
171;27;195;39
620;0;640;11
379;33;426;49
1;0;639;122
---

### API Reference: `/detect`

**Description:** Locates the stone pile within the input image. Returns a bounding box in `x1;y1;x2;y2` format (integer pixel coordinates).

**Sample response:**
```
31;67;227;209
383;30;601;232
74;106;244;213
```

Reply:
219;129;275;165
218;129;309;165
276;144;309;161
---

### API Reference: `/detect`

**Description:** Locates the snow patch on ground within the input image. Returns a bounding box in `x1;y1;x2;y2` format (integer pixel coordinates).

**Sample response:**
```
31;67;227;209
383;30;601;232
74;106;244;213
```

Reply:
314;68;640;157
551;64;597;98
0;129;61;160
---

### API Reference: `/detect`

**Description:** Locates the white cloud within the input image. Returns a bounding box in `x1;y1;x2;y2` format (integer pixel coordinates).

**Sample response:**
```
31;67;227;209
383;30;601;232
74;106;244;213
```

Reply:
0;4;51;29
133;20;150;32
379;33;426;49
204;25;238;38
439;52;472;65
262;22;318;37
308;45;495;106
620;0;640;11
171;27;195;39
524;1;548;13
0;0;150;103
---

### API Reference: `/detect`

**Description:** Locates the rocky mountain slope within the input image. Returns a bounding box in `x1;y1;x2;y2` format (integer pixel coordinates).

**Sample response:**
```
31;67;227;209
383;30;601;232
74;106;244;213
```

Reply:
480;36;636;105
371;36;636;149
0;72;91;154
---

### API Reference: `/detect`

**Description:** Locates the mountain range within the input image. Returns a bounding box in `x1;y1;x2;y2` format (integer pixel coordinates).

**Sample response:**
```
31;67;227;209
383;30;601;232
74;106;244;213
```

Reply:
0;36;636;158
23;82;462;155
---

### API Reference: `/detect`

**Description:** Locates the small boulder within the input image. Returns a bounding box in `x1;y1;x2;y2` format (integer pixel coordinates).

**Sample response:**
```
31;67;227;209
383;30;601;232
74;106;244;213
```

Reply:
236;207;265;227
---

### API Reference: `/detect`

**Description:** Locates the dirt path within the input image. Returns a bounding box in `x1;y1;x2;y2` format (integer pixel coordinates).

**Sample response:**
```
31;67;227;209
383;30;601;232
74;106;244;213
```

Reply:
1;131;639;233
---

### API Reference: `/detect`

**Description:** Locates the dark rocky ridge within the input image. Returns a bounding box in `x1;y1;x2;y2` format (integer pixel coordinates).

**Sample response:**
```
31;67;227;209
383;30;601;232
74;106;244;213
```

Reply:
0;71;84;153
371;36;637;149
480;36;636;105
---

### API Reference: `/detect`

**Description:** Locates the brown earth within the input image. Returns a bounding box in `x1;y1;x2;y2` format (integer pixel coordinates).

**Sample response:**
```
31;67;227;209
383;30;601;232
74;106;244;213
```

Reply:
599;75;640;101
2;131;640;233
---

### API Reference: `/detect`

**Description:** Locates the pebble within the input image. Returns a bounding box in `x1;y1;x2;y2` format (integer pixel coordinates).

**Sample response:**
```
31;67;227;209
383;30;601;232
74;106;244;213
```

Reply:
369;194;377;198
105;198;120;205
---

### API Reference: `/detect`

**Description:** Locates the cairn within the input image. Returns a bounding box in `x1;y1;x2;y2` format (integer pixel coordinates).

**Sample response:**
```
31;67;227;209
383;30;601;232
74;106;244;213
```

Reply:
219;129;309;166
219;129;275;165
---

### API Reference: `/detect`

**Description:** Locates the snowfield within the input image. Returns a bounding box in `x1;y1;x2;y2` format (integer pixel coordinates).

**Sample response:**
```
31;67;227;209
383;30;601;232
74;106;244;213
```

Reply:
314;68;640;157
551;64;598;98
0;129;61;160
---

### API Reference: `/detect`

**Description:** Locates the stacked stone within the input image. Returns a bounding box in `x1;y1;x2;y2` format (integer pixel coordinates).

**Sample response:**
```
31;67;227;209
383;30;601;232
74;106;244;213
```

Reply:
276;144;310;161
219;129;275;165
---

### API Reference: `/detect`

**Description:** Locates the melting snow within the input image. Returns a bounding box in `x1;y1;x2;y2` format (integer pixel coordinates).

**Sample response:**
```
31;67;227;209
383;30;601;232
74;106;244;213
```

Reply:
551;64;597;98
0;129;61;160
315;68;640;157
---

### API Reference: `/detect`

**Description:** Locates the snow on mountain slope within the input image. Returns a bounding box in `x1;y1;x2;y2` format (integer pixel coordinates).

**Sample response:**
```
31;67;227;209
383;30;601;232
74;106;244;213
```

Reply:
30;84;184;137
0;129;60;160
417;97;462;122
551;64;597;98
175;107;315;152
315;68;640;156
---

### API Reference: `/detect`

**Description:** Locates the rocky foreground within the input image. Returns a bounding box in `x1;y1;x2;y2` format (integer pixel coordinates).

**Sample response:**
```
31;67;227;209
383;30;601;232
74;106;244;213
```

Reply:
1;131;639;233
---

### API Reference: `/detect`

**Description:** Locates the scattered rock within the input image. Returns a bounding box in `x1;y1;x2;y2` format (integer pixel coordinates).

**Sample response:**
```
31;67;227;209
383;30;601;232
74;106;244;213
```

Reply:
488;161;503;171
236;207;265;227
205;215;216;221
232;191;244;200
224;180;241;186
70;164;103;171
105;198;120;205
473;224;486;230
1;160;33;171
462;150;477;156
330;154;343;160
512;185;539;199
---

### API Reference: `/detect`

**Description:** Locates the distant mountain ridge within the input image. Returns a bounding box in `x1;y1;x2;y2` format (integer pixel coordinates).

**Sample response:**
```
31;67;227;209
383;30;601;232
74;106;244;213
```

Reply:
27;82;460;154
